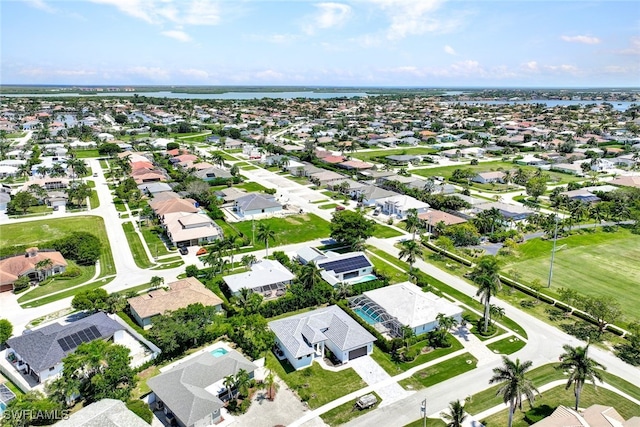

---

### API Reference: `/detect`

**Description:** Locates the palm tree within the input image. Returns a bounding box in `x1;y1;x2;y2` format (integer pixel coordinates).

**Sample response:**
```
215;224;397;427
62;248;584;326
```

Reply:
404;208;421;240
234;369;251;398
489;357;539;427
471;256;502;334
35;258;53;281
223;375;235;400
489;304;505;326
149;275;164;290
436;313;458;332
398;240;423;273
256;223;276;257
558;344;605;411
298;262;322;290
441;400;467;427
334;281;351;300
241;254;257;270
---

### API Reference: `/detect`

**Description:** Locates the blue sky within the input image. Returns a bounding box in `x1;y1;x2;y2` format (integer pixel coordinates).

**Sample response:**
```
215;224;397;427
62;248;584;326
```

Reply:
2;0;639;87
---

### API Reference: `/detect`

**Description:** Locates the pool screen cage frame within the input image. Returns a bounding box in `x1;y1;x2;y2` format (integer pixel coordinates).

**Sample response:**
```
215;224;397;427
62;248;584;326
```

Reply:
349;295;403;338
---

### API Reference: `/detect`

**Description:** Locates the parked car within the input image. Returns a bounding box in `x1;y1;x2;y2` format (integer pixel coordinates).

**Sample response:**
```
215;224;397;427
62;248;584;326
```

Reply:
179;247;189;255
335;205;345;211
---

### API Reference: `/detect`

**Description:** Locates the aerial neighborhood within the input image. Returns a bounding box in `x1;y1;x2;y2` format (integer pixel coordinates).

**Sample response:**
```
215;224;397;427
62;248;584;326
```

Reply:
0;89;639;427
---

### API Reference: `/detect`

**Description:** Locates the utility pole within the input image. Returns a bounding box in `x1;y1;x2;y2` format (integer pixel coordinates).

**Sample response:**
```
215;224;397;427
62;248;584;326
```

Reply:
547;213;559;288
421;398;427;427
252;216;255;246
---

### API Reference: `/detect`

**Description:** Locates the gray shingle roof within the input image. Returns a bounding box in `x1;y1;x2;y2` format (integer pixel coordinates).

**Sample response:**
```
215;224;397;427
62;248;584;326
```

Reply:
269;306;375;358
55;398;149;427
7;312;123;373
235;193;281;212
147;350;257;427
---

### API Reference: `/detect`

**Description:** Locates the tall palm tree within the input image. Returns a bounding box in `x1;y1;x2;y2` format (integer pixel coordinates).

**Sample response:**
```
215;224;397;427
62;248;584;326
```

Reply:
223;375;235;400
404;208;421;240
471;256;502;333
558;344;605;411
298;262;322;290
441;400;467;427
241;254;257;270
35;258;53;281
149;275;164;289
489;357;539;427
256;223;276;257
398;240;423;273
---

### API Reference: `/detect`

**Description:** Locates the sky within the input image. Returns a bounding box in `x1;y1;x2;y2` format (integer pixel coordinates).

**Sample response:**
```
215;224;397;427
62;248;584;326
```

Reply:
1;0;639;87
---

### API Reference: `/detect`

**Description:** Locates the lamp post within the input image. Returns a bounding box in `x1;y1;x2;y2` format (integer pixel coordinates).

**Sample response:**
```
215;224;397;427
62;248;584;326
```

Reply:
421;398;427;427
547;213;559;288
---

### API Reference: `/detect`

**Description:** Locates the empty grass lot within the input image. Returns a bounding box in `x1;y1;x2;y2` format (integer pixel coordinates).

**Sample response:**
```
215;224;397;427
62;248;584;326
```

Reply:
372;223;404;238
266;352;366;409
140;226;174;257
399;352;478;390
0;216;115;277
485;336;526;355
233;213;331;250
320;392;381;426
351;146;437;162
502;228;640;323
122;222;154;268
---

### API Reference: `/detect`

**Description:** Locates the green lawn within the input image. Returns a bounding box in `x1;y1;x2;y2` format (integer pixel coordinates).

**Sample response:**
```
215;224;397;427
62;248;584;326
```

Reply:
366;251;408;284
372;224;404;238
17;263;96;303
20;276;116;308
114;199;127;212
150;261;184;270
320;392;381;426
0;216;115;277
404;418;447;427
480;384;640;426
502;228;640;323
370;338;464;375
73;149;101;158
398;353;478;390
140;226;174;256
236;181;269;192
217;151;239;161
319;203;339;210
351;147;437;162
232;214;331;250
266;352;366;409
122;222;154;268
89;190;100;209
486;336;526;355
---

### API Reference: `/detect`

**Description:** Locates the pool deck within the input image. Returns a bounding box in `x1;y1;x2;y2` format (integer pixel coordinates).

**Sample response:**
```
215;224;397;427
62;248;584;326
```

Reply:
159;341;235;373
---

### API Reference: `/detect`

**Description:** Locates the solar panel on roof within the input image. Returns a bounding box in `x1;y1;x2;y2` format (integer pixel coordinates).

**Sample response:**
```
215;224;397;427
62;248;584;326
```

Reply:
59;340;71;352
87;325;101;339
318;255;371;274
57;326;104;353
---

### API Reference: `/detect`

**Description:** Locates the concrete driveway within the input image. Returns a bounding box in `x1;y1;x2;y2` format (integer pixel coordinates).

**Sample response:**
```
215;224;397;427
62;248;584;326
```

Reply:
348;356;413;407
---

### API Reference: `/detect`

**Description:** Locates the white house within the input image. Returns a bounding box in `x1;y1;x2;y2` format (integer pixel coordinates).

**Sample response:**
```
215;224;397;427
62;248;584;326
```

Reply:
376;194;429;219
315;251;375;286
269;305;376;370
222;259;294;297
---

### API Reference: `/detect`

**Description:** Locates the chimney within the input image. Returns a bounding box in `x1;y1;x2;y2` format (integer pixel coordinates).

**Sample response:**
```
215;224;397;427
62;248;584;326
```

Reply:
25;247;39;258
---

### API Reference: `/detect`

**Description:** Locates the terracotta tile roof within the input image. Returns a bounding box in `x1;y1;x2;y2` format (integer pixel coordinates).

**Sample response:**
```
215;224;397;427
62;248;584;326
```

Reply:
0;249;68;286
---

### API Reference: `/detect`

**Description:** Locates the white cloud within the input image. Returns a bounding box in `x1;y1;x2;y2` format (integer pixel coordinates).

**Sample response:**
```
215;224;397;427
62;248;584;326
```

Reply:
20;68;97;77
522;61;539;72
127;66;170;81
90;0;220;26
368;0;461;40
444;45;457;55
304;2;352;34
255;69;285;81
25;0;56;13
561;35;601;45
543;64;580;75
180;68;210;79
615;37;640;55
162;29;191;42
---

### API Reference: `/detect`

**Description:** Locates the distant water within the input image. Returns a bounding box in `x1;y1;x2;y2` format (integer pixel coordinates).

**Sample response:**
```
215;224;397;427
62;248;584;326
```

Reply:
446;99;636;111
0;91;372;100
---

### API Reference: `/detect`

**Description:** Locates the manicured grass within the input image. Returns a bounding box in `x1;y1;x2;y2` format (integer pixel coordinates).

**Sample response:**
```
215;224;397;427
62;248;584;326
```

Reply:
464;364;564;415
265;305;327;321
99;159;109;169
399;353;478;390
20;276;115;308
239;164;260;170
114;199;127;212
158;256;182;263
266;352;366;409
236;181;269;192
0;374;24;396
140;226;173;257
372;223;404;238
17;263;96;303
404;418;447;427
73;149;100;158
132;365;161;399
217;151;238;161
351;146;437;162
319;203;339;209
214;219;241;240
486;335;526;355
233;214;331;250
320;392;382;425
150;261;184;270
122;222;154;268
371;338;464;375
502;228;640;323
116;311;146;336
89;189;100;209
366;250;408;284
0;216;115;277
480;384;640;426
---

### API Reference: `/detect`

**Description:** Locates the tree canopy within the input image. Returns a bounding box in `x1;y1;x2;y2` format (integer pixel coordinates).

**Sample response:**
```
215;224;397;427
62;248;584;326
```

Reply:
329;210;375;249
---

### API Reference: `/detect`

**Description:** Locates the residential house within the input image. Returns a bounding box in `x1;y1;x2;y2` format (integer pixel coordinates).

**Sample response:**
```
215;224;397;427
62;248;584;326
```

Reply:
559;188;601;204
385;155;421;165
223;138;244;150
223;259;294;297
611;175;640;189
531;404;640;427
471;171;505;184
551;162;584;176
5;312;156;385
474;202;535;221
315;251;374;286
0;248;67;293
295;246;326;265
338;160;373;171
138;182;173;196
418;210;467;228
309;170;346;186
349;282;462;338
234;193;282;218
376;194;429;219
269;305;376;370
55;399;150;427
128;277;223;329
148;350;257;427
214;188;247;204
193;167;232;181
150;198;199;218
351;185;399;206
163;211;223;247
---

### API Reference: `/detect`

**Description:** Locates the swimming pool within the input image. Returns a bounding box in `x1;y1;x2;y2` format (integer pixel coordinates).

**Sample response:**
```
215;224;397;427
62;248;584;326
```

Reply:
0;401;6;415
353;307;380;325
346;274;378;285
210;348;229;358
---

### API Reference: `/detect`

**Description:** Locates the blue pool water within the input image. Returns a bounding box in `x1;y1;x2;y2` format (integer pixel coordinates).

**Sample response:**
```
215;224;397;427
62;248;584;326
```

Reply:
210;348;229;358
347;274;378;285
354;307;380;325
0;401;6;414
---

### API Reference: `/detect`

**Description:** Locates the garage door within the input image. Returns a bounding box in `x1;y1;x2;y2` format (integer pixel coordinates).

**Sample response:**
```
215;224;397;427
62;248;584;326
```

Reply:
348;346;367;360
